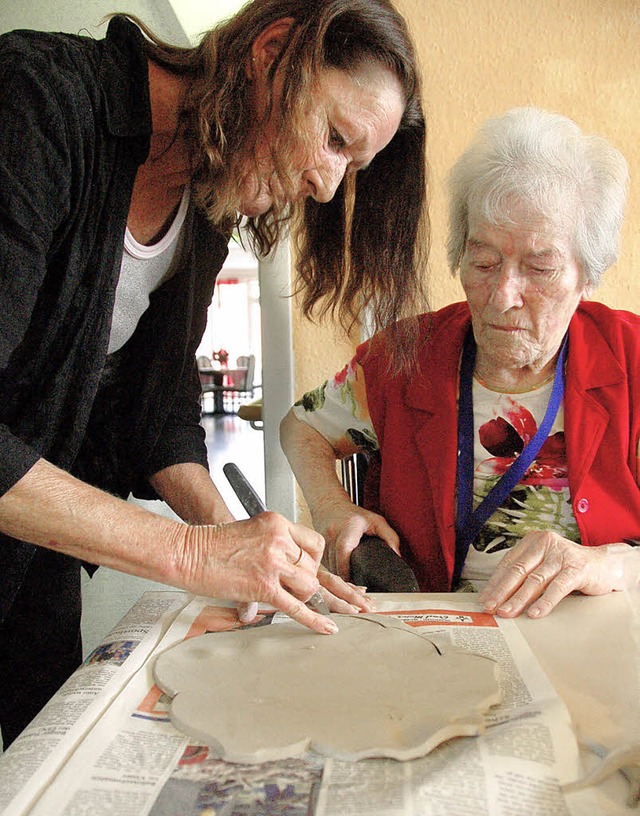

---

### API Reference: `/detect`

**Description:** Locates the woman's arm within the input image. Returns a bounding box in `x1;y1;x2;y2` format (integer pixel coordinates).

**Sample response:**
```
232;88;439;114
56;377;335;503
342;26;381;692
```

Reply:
280;409;399;581
152;460;375;616
0;458;337;634
150;462;235;525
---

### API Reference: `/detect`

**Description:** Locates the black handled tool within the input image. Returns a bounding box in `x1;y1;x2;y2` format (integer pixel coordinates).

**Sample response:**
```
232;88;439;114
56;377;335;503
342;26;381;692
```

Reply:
350;535;420;592
223;462;331;616
223;462;265;518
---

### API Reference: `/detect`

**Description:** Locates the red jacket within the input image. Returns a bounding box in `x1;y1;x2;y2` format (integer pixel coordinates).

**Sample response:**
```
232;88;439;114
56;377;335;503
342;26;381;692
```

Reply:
357;301;640;591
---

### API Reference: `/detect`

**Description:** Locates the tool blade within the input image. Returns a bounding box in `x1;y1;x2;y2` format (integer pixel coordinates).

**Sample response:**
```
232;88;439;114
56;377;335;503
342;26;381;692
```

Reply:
306;589;331;616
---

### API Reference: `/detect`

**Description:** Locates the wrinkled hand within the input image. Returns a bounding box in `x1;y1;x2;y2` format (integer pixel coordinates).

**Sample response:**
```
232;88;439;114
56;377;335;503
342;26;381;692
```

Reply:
179;512;337;634
311;498;400;581
478;530;630;619
238;566;376;623
316;567;376;613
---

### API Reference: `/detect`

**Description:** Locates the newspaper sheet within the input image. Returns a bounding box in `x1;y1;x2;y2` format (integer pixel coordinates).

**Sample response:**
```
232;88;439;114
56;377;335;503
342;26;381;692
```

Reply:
0;595;613;815
0;590;188;815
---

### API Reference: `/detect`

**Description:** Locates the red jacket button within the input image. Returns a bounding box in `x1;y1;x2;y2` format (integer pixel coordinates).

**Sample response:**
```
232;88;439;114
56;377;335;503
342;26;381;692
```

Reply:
576;498;589;513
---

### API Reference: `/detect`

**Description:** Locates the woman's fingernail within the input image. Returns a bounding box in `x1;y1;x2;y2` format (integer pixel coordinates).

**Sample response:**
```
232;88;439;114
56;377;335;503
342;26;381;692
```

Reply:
239;602;259;622
323;619;339;634
497;603;512;615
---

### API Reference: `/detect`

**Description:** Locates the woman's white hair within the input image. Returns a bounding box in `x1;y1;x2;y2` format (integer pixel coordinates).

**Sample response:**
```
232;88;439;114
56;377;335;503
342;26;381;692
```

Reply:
447;107;629;286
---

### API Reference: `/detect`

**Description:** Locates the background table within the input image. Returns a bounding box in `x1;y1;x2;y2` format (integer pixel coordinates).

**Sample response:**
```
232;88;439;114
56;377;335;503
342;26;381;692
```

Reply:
198;366;248;414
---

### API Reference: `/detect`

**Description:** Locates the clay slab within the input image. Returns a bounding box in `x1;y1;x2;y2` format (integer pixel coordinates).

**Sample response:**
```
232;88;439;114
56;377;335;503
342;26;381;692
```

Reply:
153;613;501;764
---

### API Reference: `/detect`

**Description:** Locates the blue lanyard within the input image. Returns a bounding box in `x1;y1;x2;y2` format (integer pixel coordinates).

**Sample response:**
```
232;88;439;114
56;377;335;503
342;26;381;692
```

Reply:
453;330;568;587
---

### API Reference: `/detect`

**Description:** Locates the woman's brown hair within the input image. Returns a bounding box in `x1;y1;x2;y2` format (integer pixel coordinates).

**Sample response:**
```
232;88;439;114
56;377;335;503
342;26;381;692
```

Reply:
120;0;430;363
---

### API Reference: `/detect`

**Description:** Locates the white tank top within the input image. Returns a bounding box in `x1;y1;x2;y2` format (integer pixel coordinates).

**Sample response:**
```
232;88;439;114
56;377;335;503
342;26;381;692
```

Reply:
108;186;190;354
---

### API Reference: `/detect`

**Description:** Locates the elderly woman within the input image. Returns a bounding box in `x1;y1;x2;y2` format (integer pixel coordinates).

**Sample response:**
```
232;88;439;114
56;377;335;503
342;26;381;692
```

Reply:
282;107;639;619
0;0;429;747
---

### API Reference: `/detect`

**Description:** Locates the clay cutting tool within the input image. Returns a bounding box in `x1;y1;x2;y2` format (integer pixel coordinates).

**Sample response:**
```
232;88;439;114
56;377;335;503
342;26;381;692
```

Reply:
223;462;331;616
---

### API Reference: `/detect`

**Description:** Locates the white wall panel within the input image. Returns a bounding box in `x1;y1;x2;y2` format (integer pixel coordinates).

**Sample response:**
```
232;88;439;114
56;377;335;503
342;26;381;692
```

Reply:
0;0;188;42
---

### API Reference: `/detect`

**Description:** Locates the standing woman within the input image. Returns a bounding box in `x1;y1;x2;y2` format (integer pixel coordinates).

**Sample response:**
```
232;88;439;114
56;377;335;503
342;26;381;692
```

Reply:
0;0;429;746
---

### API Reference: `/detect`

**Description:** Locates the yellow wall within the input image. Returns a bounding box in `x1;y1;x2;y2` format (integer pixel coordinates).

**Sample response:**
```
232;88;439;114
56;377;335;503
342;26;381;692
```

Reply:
292;0;640;395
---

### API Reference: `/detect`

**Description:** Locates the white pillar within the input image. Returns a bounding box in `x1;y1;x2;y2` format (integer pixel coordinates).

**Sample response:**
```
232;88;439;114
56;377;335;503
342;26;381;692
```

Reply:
258;242;296;518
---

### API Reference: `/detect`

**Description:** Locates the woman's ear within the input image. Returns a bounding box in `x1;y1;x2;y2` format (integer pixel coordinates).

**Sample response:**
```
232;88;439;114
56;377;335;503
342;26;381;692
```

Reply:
580;284;594;301
248;18;295;78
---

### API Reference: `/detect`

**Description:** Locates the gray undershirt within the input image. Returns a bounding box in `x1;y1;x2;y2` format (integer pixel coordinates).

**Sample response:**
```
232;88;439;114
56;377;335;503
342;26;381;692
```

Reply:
108;186;190;355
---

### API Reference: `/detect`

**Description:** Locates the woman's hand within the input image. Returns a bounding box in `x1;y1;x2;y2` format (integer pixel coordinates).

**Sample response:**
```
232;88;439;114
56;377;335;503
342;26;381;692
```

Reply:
279;410;398;582
311;497;400;581
478;531;633;618
238;565;376;623
178;512;338;634
317;566;376;613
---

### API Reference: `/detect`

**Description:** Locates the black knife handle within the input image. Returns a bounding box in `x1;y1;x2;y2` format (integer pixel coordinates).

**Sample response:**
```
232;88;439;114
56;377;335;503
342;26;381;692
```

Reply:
223;462;331;615
223;462;266;517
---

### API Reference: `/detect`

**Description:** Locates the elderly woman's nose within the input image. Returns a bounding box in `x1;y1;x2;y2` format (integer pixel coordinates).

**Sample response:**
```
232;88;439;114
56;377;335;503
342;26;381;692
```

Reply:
303;156;347;203
488;267;525;310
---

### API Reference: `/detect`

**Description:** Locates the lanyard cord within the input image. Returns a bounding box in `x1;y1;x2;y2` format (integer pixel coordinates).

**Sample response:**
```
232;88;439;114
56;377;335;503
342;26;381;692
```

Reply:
453;330;568;586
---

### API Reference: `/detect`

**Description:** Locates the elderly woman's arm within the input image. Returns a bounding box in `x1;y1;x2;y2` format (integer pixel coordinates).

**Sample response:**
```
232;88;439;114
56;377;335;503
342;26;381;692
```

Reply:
478;531;637;618
280;409;400;581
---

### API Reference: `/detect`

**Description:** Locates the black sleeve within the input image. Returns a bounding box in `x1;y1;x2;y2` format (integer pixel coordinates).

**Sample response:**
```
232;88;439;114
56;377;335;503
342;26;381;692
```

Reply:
0;35;73;493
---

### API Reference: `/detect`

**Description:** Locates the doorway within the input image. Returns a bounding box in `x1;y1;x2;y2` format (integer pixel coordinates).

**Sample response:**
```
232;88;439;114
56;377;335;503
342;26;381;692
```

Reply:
197;238;266;514
196;238;262;389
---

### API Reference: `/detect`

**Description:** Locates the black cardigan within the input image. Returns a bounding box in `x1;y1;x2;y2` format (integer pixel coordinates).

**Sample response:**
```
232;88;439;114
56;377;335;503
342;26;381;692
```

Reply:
0;18;228;618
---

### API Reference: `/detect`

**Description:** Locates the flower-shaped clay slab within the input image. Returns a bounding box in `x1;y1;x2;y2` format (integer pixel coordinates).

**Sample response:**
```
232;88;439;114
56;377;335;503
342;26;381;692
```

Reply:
153;613;500;764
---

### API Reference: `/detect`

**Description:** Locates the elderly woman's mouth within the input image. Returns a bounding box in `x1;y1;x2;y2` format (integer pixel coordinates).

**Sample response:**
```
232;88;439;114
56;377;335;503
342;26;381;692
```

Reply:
488;324;525;333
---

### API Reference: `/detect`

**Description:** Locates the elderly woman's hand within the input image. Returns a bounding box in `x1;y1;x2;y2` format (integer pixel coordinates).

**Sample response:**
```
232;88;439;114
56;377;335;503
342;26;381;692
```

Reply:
478;531;632;618
311;498;400;582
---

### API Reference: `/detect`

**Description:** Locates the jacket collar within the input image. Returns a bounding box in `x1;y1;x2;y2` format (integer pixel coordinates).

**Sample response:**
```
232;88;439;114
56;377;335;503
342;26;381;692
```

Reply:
404;303;470;415
99;17;152;159
567;303;625;392
404;301;624;414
